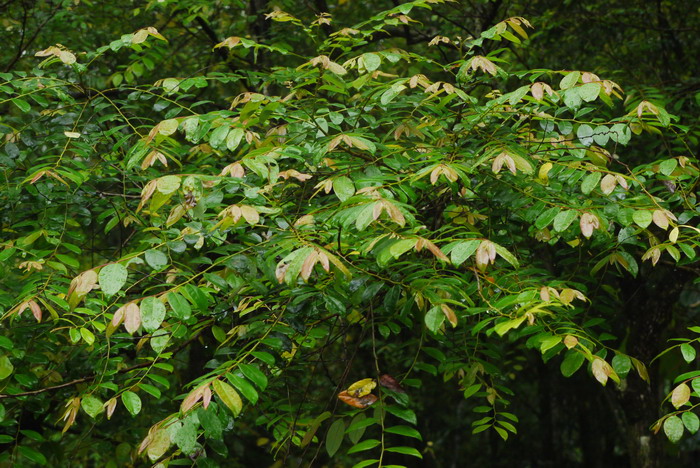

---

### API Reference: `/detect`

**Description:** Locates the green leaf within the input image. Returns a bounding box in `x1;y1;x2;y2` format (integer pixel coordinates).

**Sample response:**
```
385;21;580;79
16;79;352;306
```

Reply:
173;418;197;455
577;124;594;146
386;446;423;458
145;249;169;270
141;297;166;332
81;395;104;418
80;327;95;345
158;119;179;136
326;419;345;457
385;425;422;440
18;446;47;466
209;125;230;150
494;244;519;268
425;306;445;333
581;172;601;194
682;412;700;434
12;99;31;113
610;123;631;145
138;383;161;399
659;159;678;176
333;176;356;201
121;391;142;416
156;175;181;194
578;83;600;102
0;355;14;380
301;411;331;448
664;415;684;443
386;406;417;425
560;350;585;377
553;210;578;232
681;343;696;363
632;210;653;229
611;354;632;378
361;53;381;72
99;263;128;296
347;414;373;444
355;202;378;231
535;207;560;229
198;407;223;439
238;364;268;390
167;292;191;320
451;240;481;266
559;71;580;90
226;128;245;151
226;373;259;404
389;238;417;260
347;438;380;454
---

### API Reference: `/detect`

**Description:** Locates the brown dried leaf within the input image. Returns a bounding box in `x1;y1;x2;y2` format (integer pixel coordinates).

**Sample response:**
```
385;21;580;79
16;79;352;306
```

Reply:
379;374;406;393
337;390;378;409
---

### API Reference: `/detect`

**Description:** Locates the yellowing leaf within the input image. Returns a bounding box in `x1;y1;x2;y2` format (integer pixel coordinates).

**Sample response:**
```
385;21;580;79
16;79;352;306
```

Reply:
213;380;243;416
240;205;260;225
347;378;377;397
672;383;691;409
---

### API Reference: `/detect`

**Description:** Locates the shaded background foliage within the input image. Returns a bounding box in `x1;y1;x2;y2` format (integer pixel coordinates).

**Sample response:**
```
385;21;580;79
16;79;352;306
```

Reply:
1;1;700;467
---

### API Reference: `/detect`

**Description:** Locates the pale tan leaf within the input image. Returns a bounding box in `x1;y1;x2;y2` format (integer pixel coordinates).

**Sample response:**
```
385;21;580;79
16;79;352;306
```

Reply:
112;304;127;327
615;175;629;190
531;82;544;101
275;262;289;284
563;335;578;349
105;398;117;420
124;303;141;334
652;210;669;230
600;174;617;195
300;251;319;281
671;383;691;409
591;357;609;386
202;385;212;409
441;303;458;327
28;300;42;322
181;386;204;413
579;213;599;238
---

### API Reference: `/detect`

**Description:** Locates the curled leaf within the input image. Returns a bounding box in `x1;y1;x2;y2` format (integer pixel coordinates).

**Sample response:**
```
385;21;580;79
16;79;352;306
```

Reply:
338;391;378;409
347;378;376;398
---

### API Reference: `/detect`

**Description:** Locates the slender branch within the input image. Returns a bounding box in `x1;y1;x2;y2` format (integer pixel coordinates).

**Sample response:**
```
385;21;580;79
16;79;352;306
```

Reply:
0;330;205;399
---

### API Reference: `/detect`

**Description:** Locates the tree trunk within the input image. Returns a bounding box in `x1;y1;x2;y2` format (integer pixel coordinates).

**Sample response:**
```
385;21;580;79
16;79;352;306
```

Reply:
618;265;690;468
